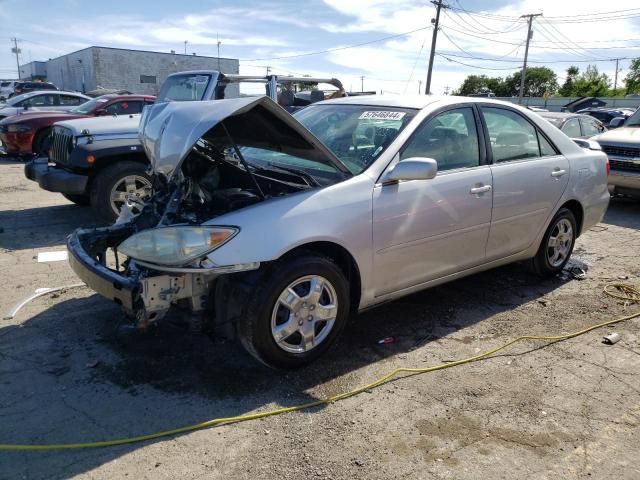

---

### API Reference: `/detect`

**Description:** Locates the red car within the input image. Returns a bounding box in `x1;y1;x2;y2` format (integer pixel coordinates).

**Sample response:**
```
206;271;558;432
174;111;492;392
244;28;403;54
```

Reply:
0;94;155;157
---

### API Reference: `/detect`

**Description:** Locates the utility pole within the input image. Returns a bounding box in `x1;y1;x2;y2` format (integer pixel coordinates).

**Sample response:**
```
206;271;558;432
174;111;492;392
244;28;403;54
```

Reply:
217;33;221;72
184;40;188;55
266;65;271;76
11;38;21;79
425;0;448;95
444;85;450;95
360;75;364;92
518;13;542;104
613;58;621;94
418;80;422;95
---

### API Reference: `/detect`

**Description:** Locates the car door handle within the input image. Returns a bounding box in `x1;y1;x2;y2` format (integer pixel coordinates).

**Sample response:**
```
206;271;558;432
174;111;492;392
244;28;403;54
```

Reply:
551;169;567;177
470;185;492;194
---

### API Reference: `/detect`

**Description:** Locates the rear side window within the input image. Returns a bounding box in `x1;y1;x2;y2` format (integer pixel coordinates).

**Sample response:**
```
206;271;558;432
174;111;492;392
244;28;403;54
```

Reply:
481;107;557;162
581;118;604;136
400;107;480;171
562;118;581;137
59;94;85;105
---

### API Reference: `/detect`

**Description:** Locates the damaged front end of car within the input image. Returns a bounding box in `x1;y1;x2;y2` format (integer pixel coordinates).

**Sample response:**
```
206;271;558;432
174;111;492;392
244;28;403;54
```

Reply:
66;96;350;330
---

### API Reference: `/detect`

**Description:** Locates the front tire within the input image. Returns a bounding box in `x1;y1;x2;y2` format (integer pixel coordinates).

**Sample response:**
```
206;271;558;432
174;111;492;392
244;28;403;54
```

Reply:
236;255;351;369
90;161;152;222
531;207;577;276
32;127;52;156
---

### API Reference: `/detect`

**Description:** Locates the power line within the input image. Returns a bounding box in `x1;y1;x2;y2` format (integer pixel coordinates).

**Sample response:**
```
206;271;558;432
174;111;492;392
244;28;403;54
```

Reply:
238;26;431;62
437;53;519;70
404;29;429;94
438;51;628;65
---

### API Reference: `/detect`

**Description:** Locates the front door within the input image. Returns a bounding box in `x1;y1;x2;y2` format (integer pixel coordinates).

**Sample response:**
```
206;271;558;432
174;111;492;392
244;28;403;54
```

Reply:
372;106;493;297
480;106;570;260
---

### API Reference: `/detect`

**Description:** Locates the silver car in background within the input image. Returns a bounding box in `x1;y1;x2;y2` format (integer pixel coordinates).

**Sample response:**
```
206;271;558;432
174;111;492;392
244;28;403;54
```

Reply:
67;95;610;368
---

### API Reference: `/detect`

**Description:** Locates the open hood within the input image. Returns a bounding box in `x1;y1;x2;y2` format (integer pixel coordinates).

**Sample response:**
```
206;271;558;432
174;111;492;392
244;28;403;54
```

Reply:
138;96;352;179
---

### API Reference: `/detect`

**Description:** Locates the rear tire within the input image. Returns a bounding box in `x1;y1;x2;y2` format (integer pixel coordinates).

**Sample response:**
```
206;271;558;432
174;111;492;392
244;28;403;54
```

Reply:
531;207;577;276
235;255;351;369
90;161;152;222
62;193;90;206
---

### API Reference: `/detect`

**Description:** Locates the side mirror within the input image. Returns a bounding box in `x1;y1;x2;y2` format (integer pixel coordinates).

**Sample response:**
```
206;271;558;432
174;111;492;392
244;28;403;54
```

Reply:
95;109;108;116
609;117;625;129
382;158;438;184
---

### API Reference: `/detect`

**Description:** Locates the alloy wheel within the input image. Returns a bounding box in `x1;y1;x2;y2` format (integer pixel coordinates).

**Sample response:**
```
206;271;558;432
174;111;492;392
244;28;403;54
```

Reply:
109;175;152;216
546;218;573;267
270;275;339;354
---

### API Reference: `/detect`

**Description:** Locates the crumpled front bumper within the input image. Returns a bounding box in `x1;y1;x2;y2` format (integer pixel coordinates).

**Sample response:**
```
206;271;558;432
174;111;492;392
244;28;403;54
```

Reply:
67;226;140;313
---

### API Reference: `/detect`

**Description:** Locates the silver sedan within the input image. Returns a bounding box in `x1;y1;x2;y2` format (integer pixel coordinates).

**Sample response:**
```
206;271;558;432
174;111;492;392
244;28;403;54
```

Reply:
67;95;610;368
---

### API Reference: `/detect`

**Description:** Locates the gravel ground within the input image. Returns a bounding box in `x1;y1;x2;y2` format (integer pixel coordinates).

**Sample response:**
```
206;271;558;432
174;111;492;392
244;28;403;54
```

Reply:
0;157;639;480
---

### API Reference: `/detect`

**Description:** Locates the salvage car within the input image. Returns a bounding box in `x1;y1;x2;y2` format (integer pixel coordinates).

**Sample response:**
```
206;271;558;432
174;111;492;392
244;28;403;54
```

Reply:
0;94;155;158
0;90;90;121
592;107;640;198
67;95;610;368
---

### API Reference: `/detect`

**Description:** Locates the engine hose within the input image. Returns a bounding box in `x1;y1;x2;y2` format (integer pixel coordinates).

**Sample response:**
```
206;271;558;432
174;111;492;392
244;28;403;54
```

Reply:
1;282;638;451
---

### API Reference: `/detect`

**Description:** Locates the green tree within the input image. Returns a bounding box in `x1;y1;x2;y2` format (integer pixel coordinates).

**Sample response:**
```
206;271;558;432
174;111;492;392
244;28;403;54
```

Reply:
558;66;580;96
502;67;559;97
625;58;640;94
572;65;611;96
454;75;503;95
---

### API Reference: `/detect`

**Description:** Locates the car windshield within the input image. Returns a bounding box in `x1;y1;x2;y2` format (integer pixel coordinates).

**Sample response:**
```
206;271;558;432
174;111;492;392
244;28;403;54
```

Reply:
240;104;417;178
157;73;212;102
70;97;109;114
625;108;640;127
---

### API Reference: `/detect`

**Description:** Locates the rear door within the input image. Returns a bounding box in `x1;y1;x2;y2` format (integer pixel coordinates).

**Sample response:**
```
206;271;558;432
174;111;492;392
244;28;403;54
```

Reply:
372;105;493;296
481;106;569;261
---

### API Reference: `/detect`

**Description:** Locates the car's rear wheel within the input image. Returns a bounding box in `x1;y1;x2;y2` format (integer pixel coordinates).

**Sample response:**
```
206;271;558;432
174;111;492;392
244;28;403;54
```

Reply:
236;255;350;369
531;207;577;276
90;161;152;222
62;193;90;206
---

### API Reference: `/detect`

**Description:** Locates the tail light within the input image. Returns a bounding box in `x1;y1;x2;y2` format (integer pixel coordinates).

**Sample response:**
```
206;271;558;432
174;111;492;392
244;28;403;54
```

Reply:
605;157;610;176
14;87;22;94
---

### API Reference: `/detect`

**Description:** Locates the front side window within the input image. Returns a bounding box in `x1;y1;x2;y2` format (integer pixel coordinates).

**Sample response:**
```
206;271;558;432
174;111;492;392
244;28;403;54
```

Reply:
400;107;480;171
105;100;143;115
562;118;581;137
18;94;57;107
481;107;546;162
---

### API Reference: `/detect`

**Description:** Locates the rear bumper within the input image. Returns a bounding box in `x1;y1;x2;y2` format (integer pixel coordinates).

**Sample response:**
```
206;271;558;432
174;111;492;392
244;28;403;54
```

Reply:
25;159;89;195
67;227;140;313
608;169;640;197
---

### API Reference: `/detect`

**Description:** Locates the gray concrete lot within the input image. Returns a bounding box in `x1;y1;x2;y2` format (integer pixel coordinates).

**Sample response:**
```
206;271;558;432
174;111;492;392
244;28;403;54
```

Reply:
0;157;639;480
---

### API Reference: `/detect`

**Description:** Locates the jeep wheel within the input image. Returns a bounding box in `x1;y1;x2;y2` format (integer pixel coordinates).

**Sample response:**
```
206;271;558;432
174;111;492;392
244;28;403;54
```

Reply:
32;127;52;156
236;255;350;369
90;161;152;221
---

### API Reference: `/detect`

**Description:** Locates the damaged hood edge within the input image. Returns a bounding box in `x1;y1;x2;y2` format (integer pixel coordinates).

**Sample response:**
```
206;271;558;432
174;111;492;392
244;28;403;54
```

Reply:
138;96;352;179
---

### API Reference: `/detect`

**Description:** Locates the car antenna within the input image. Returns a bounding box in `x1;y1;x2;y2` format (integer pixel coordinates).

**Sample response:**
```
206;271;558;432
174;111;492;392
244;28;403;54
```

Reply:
220;121;265;200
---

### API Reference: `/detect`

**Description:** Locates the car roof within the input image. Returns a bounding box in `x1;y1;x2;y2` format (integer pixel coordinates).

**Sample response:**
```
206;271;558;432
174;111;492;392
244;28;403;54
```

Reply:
317;94;523;110
540;112;580;119
96;93;156;100
21;90;83;97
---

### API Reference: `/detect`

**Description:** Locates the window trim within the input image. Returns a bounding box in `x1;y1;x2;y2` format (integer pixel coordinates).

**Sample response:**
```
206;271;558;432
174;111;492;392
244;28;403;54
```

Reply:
396;103;487;174
478;105;560;165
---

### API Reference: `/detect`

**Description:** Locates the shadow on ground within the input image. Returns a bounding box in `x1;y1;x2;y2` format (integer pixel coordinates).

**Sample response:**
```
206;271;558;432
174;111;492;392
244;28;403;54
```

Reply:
603;196;640;230
0;257;571;479
0;205;103;250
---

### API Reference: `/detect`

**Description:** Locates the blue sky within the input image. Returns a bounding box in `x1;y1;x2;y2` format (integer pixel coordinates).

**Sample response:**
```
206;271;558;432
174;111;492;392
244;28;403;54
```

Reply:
1;0;640;95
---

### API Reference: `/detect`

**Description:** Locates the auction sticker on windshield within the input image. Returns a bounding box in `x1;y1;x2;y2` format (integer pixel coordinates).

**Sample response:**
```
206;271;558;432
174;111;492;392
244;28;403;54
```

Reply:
359;111;406;120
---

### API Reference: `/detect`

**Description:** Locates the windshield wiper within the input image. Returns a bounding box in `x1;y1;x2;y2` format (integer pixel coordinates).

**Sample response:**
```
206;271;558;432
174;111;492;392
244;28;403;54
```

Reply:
265;163;320;187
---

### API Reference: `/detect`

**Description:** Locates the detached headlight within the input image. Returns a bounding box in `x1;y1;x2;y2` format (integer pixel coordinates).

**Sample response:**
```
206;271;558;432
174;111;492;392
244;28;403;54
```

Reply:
117;226;238;266
7;124;32;133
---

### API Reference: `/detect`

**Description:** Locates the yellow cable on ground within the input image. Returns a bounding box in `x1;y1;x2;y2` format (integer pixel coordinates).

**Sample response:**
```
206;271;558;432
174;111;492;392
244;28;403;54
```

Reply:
2;283;639;451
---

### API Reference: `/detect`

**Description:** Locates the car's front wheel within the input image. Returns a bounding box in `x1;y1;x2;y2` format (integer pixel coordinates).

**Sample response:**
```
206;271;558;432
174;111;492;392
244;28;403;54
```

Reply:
531;207;577;276
236;255;350;369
